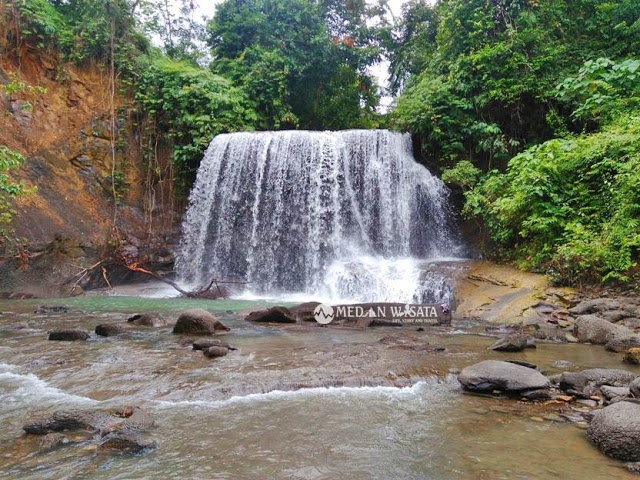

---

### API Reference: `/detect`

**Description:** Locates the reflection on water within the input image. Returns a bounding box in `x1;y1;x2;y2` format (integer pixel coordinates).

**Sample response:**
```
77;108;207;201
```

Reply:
0;298;637;479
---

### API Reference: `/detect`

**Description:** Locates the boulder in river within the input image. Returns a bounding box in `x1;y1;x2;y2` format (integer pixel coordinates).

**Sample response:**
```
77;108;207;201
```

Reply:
588;401;640;461
457;360;549;394
24;406;154;436
624;348;640;365
489;334;536;352
173;309;230;335
601;385;630;401
245;306;296;323
581;368;638;387
99;433;156;452
605;334;640;353
193;339;236;351
559;372;587;392
38;433;69;451
127;313;169;328
95;323;133;337
48;329;89;341
574;315;629;344
289;302;321;322
203;346;229;358
630;377;640;398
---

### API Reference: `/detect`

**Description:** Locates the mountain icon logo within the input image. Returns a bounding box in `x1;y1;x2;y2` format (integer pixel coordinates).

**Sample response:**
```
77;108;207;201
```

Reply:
313;304;335;324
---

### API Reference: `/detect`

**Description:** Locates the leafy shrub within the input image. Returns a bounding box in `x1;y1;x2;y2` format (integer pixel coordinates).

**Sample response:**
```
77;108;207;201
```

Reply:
133;56;257;192
0;146;31;245
465;115;640;285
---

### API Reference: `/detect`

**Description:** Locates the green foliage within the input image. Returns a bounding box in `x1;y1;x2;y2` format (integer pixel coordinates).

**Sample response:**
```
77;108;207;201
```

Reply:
208;0;386;129
133;56;257;191
441;160;481;191
0;146;30;243
14;0;150;74
557;57;640;122
465;114;640;285
391;0;640;171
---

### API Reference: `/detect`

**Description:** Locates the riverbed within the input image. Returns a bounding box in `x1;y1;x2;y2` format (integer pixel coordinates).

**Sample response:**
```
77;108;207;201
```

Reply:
0;297;636;479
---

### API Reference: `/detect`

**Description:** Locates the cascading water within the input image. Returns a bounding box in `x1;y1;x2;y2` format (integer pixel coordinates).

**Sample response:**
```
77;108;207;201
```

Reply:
176;130;462;303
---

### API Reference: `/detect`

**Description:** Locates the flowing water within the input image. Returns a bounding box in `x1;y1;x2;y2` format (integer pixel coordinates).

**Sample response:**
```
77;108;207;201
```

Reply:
176;130;463;303
0;298;637;479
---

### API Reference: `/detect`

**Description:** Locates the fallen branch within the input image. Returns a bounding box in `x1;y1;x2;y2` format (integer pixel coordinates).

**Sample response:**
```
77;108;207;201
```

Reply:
122;261;246;299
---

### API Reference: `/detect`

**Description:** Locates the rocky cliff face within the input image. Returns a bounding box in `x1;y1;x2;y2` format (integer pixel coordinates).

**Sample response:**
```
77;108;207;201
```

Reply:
0;49;176;297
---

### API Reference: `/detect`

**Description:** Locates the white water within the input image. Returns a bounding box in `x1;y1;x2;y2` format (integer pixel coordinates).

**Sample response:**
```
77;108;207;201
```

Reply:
177;130;462;303
0;362;96;411
154;376;457;410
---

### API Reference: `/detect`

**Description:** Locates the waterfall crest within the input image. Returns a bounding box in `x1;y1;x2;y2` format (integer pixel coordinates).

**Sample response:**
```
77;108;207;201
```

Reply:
176;130;460;302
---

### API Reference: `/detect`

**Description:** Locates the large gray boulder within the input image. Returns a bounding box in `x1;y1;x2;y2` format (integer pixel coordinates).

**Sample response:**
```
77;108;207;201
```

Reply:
458;360;549;393
605;334;640;352
581;368;638;387
173;309;230;335
570;298;621;315
588;401;640;461
489;334;536;352
630;377;640;398
574;315;629;344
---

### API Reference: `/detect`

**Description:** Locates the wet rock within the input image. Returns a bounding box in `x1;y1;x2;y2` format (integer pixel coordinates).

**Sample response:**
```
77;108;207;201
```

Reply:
506;360;538;370
245;306;296;324
127;313;169;328
99;433;156;452
193;339;236;351
38;433;69;451
570;298;621;315
108;406;155;434
553;360;576;370
489;334;536;352
574;315;629;344
203;346;229;358
565;333;579;343
577;399;599;407
289;302;321;322
588;401;640;461
559;372;587;392
602;310;630;323
173;309;230;335
625;348;640;365
630;378;640;398
581;368;638;387
95;323;133;337
621;318;640;330
605;334;640;353
601;385;630;400
627;462;640;475
457;360;550;394
24;409;98;434
48;329;90;341
36;305;70;314
520;389;552;401
23;407;154;436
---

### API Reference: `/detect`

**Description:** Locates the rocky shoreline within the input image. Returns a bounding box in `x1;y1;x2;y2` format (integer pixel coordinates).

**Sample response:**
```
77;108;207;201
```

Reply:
1;283;639;475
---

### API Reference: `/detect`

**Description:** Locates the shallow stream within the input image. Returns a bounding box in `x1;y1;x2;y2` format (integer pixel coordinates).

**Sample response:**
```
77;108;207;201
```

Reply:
0;297;637;479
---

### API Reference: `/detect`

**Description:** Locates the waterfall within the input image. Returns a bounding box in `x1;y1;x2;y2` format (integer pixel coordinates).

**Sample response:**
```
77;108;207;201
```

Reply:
176;130;461;303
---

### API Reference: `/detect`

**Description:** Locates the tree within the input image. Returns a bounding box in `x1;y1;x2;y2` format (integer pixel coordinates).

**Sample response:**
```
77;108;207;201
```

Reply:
207;0;387;129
